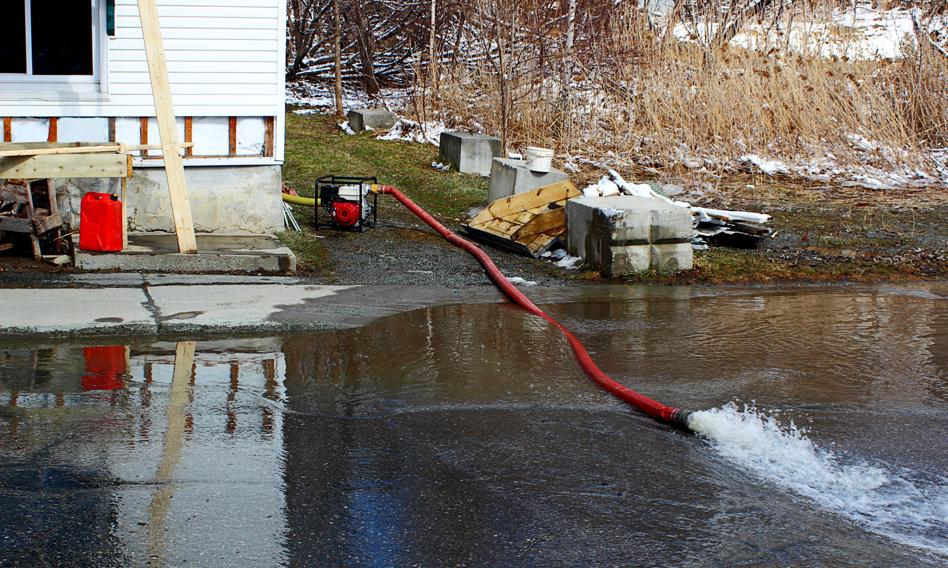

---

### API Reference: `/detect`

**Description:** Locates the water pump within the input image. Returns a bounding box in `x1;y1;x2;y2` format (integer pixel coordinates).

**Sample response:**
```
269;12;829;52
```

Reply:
314;175;378;232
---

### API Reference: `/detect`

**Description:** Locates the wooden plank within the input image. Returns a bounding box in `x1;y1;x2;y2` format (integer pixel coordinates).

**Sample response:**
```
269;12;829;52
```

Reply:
2;118;10;143
228;117;237;156
33;213;63;235
138;0;197;253
0;144;122;157
485;181;579;219
0;142;189;157
512;208;566;242
108;117;117;142
47;118;57;143
121;177;129;248
140;117;149;157
184;117;193;157
263;117;274;157
0;154;129;179
0;242;13;252
0;184;29;203
0;216;33;233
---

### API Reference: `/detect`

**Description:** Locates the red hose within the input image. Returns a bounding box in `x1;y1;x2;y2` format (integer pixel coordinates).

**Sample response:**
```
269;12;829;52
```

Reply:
376;185;693;430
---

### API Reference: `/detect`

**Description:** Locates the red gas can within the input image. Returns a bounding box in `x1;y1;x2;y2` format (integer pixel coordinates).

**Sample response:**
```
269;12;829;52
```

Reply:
79;192;123;252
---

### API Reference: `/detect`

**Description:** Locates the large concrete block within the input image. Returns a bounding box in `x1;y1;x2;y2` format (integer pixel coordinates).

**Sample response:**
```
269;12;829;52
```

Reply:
439;132;501;176
488;158;569;202
56;165;284;235
347;108;396;132
566;196;693;276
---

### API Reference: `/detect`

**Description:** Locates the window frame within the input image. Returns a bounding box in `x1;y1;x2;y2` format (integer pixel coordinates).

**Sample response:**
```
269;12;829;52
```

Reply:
0;0;109;98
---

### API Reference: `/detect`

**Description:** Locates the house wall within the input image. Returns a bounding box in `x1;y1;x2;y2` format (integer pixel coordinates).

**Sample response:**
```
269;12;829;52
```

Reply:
1;0;288;235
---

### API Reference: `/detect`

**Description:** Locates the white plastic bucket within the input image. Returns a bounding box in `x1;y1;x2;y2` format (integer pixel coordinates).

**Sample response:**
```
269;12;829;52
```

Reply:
525;146;554;173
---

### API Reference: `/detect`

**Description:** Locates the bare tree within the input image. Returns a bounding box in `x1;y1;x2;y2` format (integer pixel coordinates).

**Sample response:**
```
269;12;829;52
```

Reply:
333;0;344;117
286;0;332;80
429;0;439;98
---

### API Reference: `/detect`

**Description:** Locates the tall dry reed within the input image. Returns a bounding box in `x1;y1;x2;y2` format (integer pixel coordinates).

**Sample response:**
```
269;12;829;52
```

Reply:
413;4;947;182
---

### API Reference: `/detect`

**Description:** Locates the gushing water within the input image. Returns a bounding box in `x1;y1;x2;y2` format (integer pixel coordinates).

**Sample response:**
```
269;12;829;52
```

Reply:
688;402;948;556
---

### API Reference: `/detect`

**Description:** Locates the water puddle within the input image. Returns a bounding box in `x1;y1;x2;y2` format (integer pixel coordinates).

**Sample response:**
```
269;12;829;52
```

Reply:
0;283;945;565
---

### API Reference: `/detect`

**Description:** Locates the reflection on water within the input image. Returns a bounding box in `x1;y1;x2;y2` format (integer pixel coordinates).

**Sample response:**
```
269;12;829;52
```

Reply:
0;338;289;566
0;284;945;566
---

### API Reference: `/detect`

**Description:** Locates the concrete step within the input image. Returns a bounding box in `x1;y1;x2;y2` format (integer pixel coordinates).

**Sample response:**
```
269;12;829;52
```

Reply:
74;233;296;273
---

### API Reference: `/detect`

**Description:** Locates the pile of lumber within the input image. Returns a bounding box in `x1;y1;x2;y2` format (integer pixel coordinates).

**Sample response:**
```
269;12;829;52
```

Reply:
0;178;63;259
462;181;580;257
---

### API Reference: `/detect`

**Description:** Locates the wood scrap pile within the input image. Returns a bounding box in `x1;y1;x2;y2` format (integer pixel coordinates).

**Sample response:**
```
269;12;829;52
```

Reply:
690;206;774;249
0;178;63;259
462;180;580;257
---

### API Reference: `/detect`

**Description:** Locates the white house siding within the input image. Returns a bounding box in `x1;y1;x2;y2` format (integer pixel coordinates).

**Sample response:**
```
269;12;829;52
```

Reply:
0;0;287;165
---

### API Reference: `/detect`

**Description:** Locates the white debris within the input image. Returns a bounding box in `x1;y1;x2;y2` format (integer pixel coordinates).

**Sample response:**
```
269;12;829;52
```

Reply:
507;276;538;286
619;181;654;198
598;177;621;197
581;185;600;198
339;121;355;135
691;207;771;225
431;161;451;172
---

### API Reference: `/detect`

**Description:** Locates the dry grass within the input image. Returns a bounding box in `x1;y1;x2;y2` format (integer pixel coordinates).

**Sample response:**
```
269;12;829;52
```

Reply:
414;4;948;185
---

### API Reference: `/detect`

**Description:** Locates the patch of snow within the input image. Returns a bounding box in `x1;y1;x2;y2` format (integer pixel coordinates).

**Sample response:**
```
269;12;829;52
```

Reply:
379;118;445;145
286;83;409;112
741;154;790;176
555;255;583;270
339;121;355;135
673;3;946;60
431;161;451;172
506;276;538;287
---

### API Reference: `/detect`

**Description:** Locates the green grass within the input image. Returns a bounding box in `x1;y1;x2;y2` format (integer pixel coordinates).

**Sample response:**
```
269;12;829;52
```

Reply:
283;112;488;219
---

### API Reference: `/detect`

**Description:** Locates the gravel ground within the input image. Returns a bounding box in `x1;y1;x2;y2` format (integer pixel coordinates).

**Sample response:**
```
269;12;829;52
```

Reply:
309;196;576;287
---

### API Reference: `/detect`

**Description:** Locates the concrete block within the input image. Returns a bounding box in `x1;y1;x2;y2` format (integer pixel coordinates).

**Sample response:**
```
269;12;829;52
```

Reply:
566;196;693;275
488;158;569;202
347;108;397;132
438;132;501;176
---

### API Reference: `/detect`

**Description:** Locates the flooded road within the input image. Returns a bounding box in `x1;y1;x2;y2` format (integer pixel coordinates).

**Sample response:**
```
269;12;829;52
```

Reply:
1;284;945;566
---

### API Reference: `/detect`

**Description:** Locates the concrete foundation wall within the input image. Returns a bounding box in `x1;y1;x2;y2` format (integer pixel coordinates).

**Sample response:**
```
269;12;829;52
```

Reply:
56;165;284;235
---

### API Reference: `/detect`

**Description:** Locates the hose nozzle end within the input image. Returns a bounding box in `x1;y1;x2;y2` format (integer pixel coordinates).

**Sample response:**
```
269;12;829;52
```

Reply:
670;409;694;433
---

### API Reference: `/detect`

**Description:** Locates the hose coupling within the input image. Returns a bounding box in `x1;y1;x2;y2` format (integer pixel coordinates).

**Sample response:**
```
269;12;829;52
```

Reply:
670;408;694;432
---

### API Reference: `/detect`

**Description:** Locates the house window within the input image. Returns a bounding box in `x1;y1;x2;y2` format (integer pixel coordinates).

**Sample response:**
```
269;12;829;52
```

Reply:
0;0;97;78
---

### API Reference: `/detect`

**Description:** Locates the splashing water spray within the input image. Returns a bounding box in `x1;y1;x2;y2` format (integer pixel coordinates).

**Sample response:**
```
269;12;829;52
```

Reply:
371;184;948;556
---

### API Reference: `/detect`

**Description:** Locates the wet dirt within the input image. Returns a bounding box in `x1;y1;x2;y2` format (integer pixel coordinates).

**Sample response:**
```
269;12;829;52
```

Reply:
1;283;945;566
